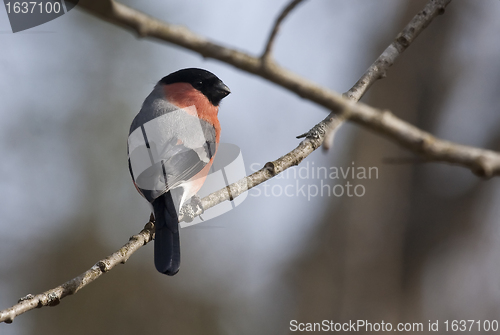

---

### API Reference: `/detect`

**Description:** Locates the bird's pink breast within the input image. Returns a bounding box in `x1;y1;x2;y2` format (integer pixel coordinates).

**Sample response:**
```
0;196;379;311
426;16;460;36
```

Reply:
163;83;221;142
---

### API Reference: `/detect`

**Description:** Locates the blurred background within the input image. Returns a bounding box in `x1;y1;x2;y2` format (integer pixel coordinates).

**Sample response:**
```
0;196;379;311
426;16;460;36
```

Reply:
1;0;500;334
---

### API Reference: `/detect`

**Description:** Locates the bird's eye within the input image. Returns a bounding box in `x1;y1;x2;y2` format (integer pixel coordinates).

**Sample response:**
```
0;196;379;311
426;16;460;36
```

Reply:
193;81;203;89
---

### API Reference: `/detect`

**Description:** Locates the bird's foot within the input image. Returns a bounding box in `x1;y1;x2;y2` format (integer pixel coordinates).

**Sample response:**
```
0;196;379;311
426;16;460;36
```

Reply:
179;196;204;223
190;195;205;215
179;205;195;223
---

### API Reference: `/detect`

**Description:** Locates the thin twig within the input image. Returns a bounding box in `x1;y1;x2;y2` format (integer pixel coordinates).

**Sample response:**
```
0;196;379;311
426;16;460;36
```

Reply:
180;113;343;222
320;114;346;151
261;0;307;62
0;220;155;323
344;0;451;101
322;0;454;150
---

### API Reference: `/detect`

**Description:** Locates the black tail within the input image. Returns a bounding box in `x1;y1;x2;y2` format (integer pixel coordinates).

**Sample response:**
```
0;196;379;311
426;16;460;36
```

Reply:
152;192;180;275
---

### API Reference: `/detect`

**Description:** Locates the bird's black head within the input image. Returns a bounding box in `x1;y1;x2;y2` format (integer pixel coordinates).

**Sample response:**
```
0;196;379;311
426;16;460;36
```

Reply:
160;68;231;106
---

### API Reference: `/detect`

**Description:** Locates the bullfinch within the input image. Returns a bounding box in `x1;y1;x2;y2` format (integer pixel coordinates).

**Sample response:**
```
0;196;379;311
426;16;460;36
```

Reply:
127;68;230;275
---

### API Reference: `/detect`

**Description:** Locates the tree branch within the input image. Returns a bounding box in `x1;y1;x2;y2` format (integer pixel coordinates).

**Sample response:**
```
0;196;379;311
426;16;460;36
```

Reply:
261;0;307;62
0;220;155;323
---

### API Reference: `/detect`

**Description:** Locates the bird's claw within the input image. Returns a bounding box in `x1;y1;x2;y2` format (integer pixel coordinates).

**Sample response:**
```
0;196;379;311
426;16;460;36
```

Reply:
190;195;205;214
180;204;195;222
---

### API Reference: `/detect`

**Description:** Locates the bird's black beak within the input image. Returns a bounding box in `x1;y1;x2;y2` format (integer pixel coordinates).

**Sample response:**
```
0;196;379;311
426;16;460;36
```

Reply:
217;82;231;98
208;81;231;106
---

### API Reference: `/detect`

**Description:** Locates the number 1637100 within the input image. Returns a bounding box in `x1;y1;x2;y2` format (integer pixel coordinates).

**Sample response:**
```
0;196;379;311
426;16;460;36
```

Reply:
5;2;62;14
